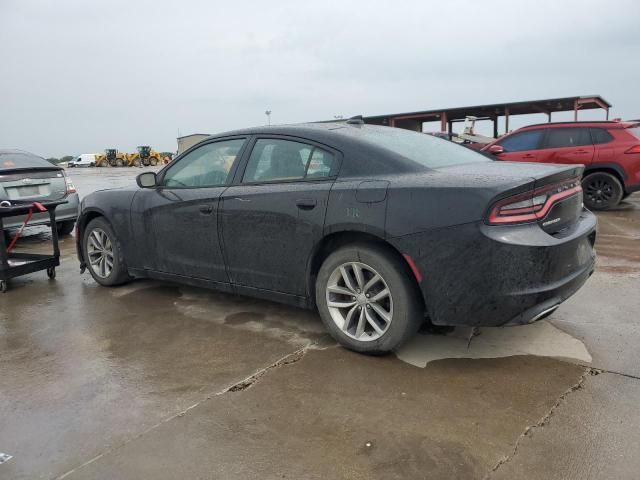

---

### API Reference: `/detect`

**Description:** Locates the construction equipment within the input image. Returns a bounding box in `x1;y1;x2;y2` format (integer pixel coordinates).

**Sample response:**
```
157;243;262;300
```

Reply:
131;146;163;167
94;146;164;167
105;148;128;167
94;153;108;167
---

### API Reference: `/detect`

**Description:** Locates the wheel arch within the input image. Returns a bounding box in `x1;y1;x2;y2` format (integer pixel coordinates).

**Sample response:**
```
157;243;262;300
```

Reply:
76;208;112;266
306;230;424;310
583;164;627;186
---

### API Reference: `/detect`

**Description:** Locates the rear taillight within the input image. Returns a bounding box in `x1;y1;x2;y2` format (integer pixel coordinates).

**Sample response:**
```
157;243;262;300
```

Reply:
487;178;582;225
62;171;77;194
624;145;640;154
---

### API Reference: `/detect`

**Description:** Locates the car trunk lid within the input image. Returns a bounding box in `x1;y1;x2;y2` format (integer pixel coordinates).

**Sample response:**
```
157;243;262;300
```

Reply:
438;161;584;233
0;168;69;202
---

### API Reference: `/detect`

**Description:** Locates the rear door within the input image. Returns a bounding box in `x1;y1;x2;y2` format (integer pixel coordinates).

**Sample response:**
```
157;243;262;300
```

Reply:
493;129;544;162
538;127;594;165
220;136;338;295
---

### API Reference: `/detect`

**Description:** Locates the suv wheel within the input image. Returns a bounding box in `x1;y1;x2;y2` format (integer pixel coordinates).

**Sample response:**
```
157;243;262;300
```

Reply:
56;221;75;236
83;217;130;286
582;172;623;210
315;243;421;355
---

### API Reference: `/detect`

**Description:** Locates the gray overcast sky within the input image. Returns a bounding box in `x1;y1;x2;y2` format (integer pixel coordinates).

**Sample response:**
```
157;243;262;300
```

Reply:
1;0;639;157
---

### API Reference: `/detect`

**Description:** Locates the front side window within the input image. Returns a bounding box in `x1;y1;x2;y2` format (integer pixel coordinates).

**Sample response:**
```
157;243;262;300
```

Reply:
498;130;544;152
242;139;334;183
162;138;245;188
544;128;591;148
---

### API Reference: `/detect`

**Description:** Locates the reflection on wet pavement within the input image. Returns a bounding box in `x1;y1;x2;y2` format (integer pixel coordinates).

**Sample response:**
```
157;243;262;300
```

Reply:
396;320;592;368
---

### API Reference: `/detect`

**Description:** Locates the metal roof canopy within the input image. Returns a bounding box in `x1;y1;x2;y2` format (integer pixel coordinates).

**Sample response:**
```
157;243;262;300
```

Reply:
363;95;612;137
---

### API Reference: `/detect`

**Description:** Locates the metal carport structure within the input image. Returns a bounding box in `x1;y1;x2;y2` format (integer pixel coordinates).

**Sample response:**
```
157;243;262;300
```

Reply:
363;95;612;137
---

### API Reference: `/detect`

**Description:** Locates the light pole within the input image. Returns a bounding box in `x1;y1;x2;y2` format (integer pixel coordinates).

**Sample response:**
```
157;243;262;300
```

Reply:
265;110;272;126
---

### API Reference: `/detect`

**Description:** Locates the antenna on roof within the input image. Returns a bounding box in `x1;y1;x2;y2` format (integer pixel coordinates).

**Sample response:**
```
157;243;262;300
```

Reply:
346;115;364;125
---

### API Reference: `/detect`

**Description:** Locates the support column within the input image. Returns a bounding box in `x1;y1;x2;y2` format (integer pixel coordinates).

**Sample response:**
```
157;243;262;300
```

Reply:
493;117;498;138
440;111;448;132
505;108;510;134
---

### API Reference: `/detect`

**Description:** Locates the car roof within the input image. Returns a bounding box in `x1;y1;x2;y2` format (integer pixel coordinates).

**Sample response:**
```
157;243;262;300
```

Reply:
517;120;638;131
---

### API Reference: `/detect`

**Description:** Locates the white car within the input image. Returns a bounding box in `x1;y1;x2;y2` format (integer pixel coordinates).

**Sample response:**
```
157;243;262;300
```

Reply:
68;153;96;168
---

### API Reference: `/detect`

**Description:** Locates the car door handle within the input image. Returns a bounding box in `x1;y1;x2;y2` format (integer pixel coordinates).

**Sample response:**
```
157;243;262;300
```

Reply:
522;154;536;159
296;198;317;210
199;205;213;215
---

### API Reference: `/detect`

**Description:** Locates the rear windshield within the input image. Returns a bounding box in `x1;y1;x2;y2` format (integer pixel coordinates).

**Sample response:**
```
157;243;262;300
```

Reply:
628;127;640;139
348;126;489;168
0;151;56;170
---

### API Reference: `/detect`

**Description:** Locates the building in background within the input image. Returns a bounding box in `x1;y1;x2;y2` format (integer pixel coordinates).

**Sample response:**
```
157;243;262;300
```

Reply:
176;134;210;155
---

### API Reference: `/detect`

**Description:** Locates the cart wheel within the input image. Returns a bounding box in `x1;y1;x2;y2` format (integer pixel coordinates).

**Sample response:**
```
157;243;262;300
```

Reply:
47;267;56;279
1;280;7;293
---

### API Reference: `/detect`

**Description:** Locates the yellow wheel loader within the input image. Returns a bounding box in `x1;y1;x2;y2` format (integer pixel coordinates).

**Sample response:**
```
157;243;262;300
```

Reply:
105;148;129;167
95;153;109;167
133;146;163;167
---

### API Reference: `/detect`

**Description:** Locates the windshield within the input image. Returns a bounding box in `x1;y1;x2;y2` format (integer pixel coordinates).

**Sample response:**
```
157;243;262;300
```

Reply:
349;125;490;169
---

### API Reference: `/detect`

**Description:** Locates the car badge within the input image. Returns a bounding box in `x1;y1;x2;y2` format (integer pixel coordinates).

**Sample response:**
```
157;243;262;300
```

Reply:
22;178;33;184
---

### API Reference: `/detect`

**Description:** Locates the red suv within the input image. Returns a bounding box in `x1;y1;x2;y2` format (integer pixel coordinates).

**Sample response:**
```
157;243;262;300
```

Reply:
482;121;640;209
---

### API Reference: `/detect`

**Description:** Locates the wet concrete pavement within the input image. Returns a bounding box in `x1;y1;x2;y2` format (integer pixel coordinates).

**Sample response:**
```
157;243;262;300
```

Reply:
1;169;639;479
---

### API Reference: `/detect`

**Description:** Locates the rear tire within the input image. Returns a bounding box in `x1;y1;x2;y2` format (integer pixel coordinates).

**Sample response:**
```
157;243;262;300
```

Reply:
582;172;623;210
315;243;422;355
82;217;130;286
56;221;75;236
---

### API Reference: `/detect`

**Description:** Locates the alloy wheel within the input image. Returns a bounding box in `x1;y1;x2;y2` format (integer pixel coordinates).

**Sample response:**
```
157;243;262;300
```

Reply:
326;262;393;342
87;228;114;278
584;177;614;206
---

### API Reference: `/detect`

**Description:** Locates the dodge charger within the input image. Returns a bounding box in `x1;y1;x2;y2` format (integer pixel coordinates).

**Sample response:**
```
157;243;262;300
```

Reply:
76;119;596;354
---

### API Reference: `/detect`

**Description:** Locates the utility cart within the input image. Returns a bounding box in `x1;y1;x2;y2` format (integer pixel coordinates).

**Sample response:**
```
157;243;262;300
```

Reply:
0;200;66;292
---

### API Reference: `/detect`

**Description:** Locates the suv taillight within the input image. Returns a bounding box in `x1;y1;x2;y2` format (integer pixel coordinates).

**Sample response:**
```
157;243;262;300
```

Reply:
487;178;582;225
624;145;640;154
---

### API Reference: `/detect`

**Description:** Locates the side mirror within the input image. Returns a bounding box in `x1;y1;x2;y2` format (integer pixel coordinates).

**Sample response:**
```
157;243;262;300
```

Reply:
136;171;157;188
488;145;505;155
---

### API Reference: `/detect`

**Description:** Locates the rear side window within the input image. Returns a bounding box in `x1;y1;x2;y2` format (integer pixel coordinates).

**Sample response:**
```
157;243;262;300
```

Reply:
590;128;613;144
544;128;591;148
242;139;334;183
498;130;544;152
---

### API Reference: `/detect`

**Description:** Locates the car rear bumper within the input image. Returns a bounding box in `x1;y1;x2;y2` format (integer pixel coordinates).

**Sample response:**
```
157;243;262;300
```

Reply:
389;209;597;327
1;193;79;229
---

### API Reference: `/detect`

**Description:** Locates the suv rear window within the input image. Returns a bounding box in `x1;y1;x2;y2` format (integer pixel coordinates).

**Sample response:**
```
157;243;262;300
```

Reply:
544;128;591;148
590;128;613;144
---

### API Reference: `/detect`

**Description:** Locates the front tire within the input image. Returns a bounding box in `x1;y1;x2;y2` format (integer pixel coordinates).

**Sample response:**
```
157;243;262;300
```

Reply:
582;172;623;210
82;217;130;286
315;243;422;354
56;221;75;236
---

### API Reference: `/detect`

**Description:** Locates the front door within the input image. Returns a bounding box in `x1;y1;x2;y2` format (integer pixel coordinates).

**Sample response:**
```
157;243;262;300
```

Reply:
131;137;247;282
221;137;337;295
494;129;545;162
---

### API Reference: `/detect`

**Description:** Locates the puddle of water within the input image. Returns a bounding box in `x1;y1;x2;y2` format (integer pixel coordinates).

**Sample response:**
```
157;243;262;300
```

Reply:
395;320;591;368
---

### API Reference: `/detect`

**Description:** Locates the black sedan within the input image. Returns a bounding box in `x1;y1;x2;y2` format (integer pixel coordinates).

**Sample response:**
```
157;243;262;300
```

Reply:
76;120;596;354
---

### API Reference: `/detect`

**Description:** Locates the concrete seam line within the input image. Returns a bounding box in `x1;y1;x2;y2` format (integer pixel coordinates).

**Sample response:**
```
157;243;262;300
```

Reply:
54;344;312;480
483;366;596;480
577;364;640;381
